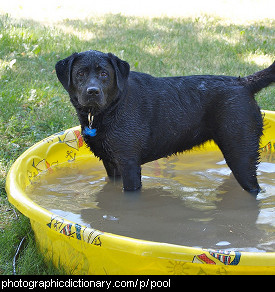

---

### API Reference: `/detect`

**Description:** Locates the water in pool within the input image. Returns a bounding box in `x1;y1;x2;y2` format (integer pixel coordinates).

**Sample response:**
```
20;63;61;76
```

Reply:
26;151;275;252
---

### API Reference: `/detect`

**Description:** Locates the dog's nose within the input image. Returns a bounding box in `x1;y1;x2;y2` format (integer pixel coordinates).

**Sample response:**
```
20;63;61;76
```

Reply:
87;87;100;96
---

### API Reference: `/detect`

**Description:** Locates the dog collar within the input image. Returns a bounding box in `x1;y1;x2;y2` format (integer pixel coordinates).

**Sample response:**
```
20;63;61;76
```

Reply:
83;112;97;137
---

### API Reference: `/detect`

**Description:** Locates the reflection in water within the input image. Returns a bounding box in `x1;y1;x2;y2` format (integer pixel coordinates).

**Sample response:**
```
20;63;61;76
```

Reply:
26;151;275;251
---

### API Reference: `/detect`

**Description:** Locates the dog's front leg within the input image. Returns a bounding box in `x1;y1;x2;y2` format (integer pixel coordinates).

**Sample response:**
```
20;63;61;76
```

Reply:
102;159;121;178
120;158;141;191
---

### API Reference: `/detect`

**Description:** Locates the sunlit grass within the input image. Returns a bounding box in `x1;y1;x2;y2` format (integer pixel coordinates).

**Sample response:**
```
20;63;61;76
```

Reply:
244;53;273;67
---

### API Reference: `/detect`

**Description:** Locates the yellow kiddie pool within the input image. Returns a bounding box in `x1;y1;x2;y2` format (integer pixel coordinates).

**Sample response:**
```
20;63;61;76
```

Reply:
6;110;275;275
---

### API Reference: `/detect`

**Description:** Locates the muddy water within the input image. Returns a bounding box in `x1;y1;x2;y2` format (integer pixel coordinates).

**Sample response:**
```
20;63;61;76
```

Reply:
26;151;275;252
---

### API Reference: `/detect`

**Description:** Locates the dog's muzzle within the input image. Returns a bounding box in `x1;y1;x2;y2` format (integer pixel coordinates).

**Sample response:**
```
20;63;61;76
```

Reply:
86;86;100;97
79;87;106;108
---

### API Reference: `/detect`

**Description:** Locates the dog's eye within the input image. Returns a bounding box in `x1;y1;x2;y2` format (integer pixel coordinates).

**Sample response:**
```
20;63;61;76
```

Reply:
77;70;85;77
100;71;108;78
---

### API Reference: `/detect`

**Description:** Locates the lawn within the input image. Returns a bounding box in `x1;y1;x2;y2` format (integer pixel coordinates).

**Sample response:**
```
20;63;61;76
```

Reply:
0;11;274;274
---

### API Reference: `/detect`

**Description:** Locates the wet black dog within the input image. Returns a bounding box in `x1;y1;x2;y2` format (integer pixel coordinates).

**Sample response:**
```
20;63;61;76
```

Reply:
56;50;275;194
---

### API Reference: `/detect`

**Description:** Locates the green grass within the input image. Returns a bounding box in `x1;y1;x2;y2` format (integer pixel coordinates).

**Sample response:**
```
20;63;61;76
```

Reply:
0;13;274;274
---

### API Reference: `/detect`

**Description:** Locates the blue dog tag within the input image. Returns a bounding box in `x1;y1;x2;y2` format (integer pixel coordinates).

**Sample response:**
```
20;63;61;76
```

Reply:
83;113;97;137
83;126;97;137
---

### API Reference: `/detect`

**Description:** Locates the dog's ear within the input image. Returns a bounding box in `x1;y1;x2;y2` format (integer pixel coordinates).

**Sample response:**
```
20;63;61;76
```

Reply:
55;53;78;92
108;53;130;92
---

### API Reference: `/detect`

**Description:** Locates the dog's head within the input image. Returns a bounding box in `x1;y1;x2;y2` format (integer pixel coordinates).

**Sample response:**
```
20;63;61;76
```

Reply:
55;50;130;114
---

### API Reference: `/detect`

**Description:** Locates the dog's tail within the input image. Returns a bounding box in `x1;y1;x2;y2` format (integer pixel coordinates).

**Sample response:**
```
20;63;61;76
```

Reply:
241;61;275;94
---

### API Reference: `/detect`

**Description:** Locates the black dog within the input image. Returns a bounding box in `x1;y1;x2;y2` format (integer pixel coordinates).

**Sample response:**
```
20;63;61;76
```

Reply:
56;50;275;194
